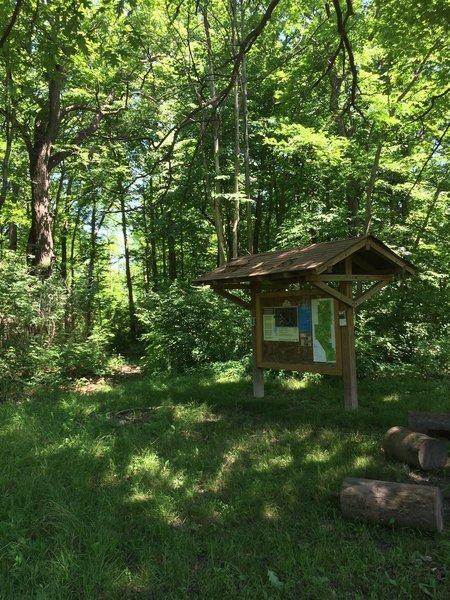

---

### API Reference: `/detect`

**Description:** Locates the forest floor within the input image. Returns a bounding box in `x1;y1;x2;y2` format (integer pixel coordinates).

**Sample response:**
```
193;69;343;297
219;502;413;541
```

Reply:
0;366;449;600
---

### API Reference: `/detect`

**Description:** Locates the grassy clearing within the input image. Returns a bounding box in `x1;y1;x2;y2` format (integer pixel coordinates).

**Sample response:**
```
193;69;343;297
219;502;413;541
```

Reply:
0;368;449;599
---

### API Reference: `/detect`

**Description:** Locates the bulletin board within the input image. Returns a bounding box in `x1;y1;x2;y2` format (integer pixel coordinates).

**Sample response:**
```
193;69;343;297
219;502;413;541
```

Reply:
255;290;342;375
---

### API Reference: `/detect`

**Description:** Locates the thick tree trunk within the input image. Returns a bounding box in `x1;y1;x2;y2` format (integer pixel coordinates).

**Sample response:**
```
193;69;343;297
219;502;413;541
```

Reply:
27;144;55;269
340;477;444;532
383;426;448;471
27;65;64;272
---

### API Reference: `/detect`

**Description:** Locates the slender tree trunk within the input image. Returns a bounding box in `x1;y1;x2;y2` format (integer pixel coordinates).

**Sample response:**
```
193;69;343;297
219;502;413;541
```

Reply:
412;183;444;253
238;0;253;253
141;191;151;293
364;141;383;235
230;0;240;258
85;200;97;336
149;195;158;290
51;166;66;237
203;8;227;265
59;177;73;284
119;183;136;336
167;210;177;280
0;115;13;211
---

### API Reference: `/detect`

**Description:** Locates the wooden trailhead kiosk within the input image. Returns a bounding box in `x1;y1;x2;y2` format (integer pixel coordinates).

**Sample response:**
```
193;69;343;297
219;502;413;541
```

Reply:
193;236;415;409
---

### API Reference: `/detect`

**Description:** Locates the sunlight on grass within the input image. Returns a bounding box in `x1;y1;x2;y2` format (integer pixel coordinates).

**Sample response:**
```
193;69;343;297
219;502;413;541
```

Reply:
0;371;448;599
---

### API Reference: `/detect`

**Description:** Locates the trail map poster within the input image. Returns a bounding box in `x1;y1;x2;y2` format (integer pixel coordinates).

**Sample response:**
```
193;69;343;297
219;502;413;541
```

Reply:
256;291;341;375
263;307;299;342
311;298;336;363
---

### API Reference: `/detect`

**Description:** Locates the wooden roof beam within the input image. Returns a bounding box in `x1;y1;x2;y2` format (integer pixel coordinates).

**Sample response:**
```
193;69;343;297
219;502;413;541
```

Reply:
212;287;251;310
353;280;390;308
306;274;392;282
311;281;355;307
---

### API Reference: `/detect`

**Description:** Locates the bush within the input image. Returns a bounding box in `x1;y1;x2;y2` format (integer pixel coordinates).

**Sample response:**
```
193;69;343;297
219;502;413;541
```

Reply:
355;277;450;377
58;327;113;378
0;253;66;398
138;282;251;374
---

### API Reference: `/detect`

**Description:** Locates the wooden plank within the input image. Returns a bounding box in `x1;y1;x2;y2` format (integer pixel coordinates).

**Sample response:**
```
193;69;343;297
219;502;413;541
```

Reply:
353;280;389;308
212;283;251;290
251;284;264;398
365;238;415;273
340;259;358;409
307;274;392;282
258;360;342;375
315;238;368;274
311;281;355;307
212;288;251;310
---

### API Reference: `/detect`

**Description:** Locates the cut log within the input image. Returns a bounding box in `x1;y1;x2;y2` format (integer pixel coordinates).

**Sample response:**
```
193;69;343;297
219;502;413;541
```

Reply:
408;411;450;438
383;426;448;471
340;477;444;532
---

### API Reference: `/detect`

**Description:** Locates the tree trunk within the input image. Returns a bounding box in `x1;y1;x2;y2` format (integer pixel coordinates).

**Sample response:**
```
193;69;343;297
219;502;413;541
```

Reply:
119;184;136;337
85;200;97;336
411;184;443;253
203;8;227;266
0;113;13;211
167;216;177;280
27;65;65;272
340;477;444;532
363;141;383;235
240;1;253;254
230;0;240;258
383;426;448;471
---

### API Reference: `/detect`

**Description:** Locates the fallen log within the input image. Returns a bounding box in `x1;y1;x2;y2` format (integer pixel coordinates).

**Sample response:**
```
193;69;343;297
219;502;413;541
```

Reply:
340;477;444;532
383;426;448;471
408;411;450;438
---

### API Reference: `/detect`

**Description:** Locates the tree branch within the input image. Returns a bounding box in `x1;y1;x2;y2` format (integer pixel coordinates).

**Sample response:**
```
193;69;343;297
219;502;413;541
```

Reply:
0;0;23;48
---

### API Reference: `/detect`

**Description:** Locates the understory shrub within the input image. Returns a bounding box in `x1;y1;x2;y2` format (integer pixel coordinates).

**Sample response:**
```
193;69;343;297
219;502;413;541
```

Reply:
0;253;66;398
58;328;113;377
356;277;450;377
138;282;251;374
0;253;114;399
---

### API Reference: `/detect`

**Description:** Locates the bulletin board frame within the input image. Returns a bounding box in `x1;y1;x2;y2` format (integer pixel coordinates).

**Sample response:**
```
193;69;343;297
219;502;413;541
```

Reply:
255;290;342;375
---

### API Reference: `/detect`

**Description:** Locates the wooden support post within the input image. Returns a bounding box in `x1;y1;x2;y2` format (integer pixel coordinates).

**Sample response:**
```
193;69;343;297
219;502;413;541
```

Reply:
250;284;264;398
339;258;358;409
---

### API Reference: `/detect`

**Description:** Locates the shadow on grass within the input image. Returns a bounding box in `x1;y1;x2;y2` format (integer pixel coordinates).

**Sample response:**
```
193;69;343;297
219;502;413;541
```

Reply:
0;372;448;599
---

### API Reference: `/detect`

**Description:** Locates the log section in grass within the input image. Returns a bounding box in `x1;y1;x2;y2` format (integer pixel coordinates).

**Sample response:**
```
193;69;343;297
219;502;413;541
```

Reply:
383;426;448;471
408;411;450;438
340;477;444;532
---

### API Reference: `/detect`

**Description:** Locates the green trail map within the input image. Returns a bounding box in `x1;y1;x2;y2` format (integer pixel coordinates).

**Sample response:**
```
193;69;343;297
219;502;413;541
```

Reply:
312;299;336;362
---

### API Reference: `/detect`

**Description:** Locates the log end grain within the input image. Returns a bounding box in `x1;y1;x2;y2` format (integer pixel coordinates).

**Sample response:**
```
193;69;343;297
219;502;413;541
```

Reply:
383;426;448;471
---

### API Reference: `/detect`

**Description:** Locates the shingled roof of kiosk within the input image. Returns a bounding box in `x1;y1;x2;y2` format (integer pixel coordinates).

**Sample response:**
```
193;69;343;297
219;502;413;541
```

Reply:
193;235;415;287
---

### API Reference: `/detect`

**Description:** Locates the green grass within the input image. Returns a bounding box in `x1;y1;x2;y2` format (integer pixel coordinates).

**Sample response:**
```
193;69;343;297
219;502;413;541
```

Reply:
0;368;449;599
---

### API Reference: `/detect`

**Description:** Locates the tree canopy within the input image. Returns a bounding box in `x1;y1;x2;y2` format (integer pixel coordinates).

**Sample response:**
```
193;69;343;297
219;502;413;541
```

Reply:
0;0;449;387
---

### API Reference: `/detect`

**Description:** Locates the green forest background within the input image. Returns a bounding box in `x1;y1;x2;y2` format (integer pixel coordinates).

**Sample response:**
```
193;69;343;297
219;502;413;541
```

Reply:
0;0;449;395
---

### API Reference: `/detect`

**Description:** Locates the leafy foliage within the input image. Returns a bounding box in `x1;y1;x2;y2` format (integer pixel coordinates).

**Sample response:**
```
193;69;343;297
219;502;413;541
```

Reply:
139;283;251;374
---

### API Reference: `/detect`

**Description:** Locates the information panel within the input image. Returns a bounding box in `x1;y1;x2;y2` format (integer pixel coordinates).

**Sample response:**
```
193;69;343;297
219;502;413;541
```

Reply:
255;291;342;375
